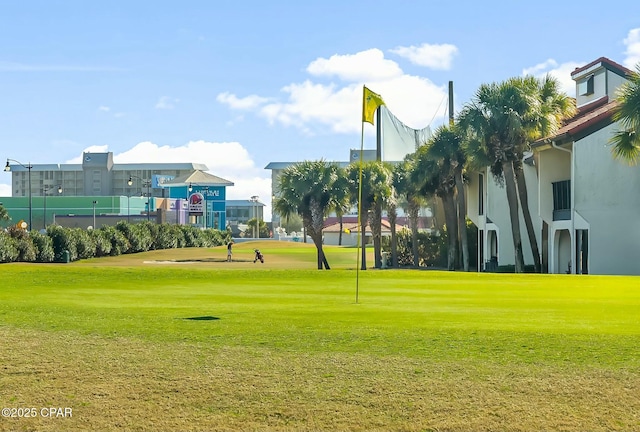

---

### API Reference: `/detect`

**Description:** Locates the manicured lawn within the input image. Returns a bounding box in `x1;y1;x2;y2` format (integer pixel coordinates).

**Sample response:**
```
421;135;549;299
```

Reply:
1;242;639;431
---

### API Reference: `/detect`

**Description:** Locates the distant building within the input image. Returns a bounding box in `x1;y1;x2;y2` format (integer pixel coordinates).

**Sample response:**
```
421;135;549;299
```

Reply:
2;152;235;230
5;151;207;198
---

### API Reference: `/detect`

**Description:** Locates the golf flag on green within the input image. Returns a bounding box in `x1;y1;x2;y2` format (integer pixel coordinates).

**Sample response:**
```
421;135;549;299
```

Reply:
362;86;385;124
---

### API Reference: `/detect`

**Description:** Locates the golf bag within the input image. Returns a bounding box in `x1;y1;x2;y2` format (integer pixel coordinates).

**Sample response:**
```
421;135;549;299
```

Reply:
253;249;264;263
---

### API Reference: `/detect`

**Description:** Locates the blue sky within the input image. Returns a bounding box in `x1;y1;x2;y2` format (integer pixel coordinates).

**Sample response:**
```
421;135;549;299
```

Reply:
1;0;639;216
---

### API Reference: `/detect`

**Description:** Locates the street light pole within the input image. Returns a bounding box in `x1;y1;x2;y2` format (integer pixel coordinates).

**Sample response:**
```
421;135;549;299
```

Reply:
128;175;152;222
92;200;97;228
5;159;33;230
250;195;259;238
42;185;62;230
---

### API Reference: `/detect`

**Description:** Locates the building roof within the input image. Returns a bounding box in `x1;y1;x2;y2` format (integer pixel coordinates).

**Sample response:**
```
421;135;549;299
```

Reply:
570;56;633;79
226;199;265;206
7;162;209;172
532;96;618;147
162;170;234;187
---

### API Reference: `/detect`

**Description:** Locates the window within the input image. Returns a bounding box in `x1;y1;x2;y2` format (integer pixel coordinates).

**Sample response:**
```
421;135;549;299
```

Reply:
578;74;594;96
552;180;571;220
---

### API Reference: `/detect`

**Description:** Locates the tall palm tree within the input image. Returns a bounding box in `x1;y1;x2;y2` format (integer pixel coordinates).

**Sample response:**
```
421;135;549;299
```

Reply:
511;75;576;272
427;124;470;271
458;80;531;272
393;156;427;267
273;160;339;269
610;64;640;164
412;146;457;269
330;167;351;246
346;161;392;270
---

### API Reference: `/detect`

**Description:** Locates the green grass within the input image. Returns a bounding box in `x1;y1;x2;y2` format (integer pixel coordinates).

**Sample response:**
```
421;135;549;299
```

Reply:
1;243;639;431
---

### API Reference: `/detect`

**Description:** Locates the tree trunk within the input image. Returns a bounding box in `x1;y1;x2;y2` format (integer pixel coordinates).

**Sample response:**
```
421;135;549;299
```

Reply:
454;167;469;271
361;219;367;270
503;161;525;272
372;200;382;268
308;199;330;270
409;204;419;268
338;213;343;246
441;192;458;271
388;203;398;267
514;163;541;273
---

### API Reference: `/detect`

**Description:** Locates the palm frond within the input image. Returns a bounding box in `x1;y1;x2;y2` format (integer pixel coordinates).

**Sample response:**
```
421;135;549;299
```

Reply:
610;129;640;165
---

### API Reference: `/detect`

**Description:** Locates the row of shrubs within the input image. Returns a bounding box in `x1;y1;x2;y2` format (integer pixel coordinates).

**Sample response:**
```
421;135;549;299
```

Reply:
384;221;479;270
0;221;231;263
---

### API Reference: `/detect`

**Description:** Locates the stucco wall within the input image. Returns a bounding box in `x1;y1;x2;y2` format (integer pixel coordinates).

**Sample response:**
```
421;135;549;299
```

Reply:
538;147;571;223
483;163;540;267
574;123;640;275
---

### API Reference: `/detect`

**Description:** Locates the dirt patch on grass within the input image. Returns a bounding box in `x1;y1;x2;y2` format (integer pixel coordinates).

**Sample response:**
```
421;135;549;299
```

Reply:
1;326;639;431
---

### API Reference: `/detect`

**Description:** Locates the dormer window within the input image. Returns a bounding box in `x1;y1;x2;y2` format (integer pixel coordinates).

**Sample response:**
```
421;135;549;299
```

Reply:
578;74;594;96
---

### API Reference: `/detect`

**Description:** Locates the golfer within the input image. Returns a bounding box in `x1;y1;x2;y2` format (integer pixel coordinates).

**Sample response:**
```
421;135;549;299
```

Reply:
227;241;233;262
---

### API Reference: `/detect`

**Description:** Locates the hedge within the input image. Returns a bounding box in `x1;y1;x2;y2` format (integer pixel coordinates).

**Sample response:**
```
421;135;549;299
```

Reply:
0;222;230;264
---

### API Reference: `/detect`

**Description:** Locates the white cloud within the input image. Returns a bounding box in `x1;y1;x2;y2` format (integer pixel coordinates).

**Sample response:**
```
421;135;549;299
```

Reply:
306;49;403;82
68;141;273;220
98;106;111;112
221;48;448;135
522;59;582;97
155;96;179;110
0;183;11;197
623;28;640;69
217;92;269;110
389;43;458;70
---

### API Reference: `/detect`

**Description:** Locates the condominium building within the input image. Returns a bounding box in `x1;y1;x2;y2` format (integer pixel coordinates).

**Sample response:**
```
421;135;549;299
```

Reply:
5;151;207;198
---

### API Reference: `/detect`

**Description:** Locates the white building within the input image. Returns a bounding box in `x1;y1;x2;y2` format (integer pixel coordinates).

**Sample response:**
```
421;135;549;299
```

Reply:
467;56;640;275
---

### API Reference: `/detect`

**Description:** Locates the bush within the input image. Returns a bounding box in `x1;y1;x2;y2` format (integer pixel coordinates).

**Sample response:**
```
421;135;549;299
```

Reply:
0;231;19;263
99;225;130;256
7;226;37;262
74;228;97;260
116;221;153;253
154;224;179;250
384;227;447;268
179;225;203;247
91;228;113;257
47;225;78;262
30;230;55;262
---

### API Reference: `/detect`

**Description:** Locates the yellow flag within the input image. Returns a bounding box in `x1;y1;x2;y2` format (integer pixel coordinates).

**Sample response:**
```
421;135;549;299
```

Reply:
362;86;385;124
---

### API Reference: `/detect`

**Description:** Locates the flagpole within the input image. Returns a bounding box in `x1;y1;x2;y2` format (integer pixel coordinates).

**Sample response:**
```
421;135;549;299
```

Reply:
356;86;366;304
357;85;385;303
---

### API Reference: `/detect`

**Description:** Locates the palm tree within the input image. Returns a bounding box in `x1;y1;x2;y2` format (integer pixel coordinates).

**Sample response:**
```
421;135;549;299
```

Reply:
330;168;351;246
511;75;576;272
412;146;460;269
346;161;392;270
610;64;640;164
399;155;430;268
427;124;470;271
458;80;531;272
273;160;339;269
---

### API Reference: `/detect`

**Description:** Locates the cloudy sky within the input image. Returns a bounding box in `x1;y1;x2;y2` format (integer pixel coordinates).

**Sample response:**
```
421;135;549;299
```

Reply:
1;1;639;220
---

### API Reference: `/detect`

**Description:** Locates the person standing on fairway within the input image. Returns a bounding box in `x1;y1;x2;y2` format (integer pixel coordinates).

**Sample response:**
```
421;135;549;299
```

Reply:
227;241;233;262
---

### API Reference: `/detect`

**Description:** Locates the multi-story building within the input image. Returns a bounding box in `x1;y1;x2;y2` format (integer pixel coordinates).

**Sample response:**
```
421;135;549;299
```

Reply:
5;151;206;198
466;56;640;275
2;151;238;230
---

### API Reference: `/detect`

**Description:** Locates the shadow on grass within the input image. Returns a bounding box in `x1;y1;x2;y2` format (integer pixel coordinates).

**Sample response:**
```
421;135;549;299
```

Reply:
182;316;220;321
157;258;254;263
